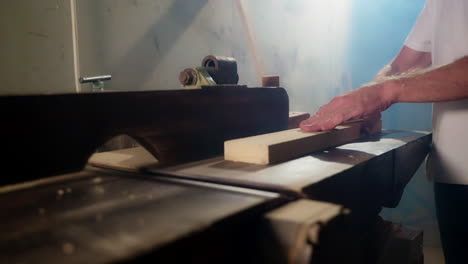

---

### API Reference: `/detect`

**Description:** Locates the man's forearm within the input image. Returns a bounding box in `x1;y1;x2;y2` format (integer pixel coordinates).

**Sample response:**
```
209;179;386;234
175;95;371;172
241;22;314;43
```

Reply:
300;53;464;132
384;56;468;104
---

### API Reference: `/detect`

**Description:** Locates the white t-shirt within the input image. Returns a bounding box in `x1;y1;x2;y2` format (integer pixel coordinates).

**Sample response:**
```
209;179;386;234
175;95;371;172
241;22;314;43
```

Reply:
405;0;468;184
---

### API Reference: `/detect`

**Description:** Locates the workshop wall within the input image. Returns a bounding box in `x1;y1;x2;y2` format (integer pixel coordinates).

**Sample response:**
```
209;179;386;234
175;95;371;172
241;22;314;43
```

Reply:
0;0;353;110
240;1;353;113
0;0;77;94
76;0;257;92
75;0;352;113
349;0;438;248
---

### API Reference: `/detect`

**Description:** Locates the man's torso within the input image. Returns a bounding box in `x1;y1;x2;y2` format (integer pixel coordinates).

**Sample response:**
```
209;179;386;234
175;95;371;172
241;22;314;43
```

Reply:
428;0;468;184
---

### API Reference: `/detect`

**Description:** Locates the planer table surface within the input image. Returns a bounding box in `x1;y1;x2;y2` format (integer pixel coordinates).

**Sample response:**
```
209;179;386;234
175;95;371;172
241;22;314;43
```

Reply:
91;130;431;209
0;168;285;264
147;130;431;209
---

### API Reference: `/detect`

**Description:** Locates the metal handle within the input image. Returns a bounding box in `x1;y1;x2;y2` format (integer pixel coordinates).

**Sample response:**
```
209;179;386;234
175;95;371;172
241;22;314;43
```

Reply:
79;75;112;91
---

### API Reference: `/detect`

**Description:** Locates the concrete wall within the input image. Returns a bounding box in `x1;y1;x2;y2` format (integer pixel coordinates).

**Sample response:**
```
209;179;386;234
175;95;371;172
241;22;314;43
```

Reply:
0;0;77;95
76;0;257;92
75;0;352;113
0;0;352;113
245;1;353;112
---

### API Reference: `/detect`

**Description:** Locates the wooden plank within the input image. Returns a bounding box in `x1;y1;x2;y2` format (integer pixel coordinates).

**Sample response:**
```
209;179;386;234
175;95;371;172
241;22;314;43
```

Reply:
288;112;310;129
225;120;381;165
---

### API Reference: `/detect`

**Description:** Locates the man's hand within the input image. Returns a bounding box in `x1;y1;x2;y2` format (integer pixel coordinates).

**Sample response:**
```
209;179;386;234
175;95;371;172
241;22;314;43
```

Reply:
300;82;394;132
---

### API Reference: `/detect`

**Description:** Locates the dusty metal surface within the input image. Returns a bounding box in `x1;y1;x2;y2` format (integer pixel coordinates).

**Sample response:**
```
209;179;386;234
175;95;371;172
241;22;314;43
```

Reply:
259;199;345;264
149;130;432;209
0;167;286;264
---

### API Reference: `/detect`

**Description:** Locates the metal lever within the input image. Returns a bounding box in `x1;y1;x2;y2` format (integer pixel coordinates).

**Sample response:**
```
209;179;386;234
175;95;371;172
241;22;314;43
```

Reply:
79;75;112;91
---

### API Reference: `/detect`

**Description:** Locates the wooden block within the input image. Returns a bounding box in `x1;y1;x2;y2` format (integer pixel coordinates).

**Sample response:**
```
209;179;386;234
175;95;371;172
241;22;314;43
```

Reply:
225;121;380;165
262;75;280;87
366;117;383;135
288;112;310;129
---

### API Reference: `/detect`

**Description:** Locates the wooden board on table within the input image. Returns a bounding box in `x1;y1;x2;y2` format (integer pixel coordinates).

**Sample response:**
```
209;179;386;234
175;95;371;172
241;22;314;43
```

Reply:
224;120;382;165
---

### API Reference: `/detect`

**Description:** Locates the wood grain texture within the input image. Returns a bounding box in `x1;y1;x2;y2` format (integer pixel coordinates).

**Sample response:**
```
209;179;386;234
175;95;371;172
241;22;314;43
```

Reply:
288;112;310;129
225;121;381;165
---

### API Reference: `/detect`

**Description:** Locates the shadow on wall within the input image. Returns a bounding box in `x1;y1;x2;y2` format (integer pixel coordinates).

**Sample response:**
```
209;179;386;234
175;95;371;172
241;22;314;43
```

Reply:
79;0;354;107
107;0;208;91
78;0;261;92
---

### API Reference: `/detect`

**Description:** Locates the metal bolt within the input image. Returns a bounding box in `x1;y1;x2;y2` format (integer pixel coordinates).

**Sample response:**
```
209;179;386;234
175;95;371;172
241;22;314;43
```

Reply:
179;68;197;85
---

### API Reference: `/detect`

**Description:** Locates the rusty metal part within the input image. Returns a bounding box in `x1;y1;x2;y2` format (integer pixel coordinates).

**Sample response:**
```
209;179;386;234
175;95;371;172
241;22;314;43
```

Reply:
178;67;216;88
201;55;239;85
179;68;198;86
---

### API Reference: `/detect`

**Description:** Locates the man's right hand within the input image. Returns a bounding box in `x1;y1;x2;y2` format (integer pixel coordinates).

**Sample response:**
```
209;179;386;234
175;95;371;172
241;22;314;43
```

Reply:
299;82;394;132
300;45;431;133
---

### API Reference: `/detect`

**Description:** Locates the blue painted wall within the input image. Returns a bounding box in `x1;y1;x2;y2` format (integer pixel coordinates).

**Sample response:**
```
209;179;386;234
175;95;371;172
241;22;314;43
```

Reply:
349;0;439;246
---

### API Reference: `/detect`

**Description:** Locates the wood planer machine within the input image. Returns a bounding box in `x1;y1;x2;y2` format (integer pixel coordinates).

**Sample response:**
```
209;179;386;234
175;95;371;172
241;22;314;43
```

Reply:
0;56;431;264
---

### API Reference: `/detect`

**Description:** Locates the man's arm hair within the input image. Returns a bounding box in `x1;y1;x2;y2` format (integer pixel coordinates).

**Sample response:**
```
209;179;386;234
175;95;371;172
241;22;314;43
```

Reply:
375;45;432;81
384;55;468;103
299;46;468;132
384;56;468;103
